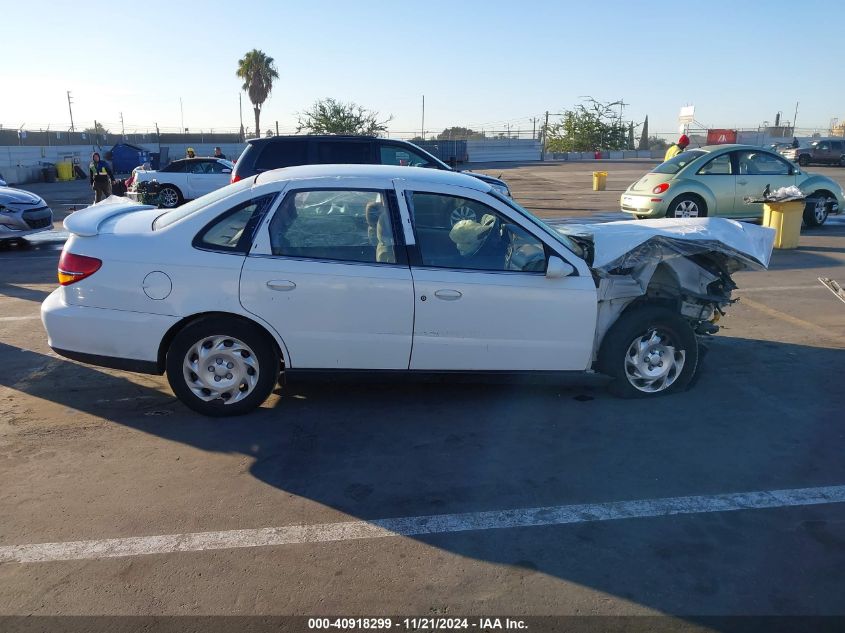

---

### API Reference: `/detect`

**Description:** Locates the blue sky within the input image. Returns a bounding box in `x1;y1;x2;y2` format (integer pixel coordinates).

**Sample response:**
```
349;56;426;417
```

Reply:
2;0;841;136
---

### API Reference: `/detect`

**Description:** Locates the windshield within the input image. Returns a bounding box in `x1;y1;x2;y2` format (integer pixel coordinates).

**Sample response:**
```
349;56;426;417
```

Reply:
490;191;584;259
653;150;706;175
152;178;254;229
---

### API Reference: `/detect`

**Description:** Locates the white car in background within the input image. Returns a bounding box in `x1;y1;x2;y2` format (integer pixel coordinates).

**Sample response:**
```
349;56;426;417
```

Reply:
0;185;54;242
42;165;773;416
130;157;234;208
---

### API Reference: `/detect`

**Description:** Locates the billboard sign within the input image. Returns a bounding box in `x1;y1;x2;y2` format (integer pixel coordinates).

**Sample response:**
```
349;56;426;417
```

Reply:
678;105;695;123
706;129;738;144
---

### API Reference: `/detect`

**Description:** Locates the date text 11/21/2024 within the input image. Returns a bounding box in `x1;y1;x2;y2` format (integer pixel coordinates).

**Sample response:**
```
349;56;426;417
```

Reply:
307;617;528;630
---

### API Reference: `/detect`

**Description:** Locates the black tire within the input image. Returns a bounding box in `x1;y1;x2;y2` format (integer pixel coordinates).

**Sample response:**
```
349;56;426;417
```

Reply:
166;316;279;417
667;194;707;219
839;155;845;168
158;185;183;209
598;306;699;398
803;191;831;227
797;154;810;167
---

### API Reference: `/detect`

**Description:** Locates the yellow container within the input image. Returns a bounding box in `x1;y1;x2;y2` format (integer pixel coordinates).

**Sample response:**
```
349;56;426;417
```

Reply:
762;200;804;249
592;171;608;191
56;161;74;181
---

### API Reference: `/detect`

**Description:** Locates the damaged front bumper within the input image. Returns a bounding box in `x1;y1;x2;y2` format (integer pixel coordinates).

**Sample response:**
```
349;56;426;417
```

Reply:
556;217;776;354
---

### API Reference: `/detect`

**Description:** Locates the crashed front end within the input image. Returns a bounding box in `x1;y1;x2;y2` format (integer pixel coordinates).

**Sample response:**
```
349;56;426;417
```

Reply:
556;218;776;357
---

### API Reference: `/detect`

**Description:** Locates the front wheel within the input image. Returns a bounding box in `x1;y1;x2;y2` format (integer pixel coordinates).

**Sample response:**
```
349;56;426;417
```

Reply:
166;317;279;416
598;306;699;398
803;192;832;227
798;155;810;167
668;195;707;218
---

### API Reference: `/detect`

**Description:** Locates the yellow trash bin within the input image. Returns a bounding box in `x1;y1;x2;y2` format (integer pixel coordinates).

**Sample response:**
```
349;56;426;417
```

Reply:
56;161;74;181
762;200;804;249
592;171;608;191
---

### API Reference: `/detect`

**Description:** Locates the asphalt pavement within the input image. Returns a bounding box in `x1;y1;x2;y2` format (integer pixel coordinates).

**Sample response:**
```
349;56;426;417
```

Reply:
1;162;844;629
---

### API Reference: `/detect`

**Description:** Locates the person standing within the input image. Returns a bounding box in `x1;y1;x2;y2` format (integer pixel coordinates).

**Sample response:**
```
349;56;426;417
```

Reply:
89;152;114;203
664;134;690;161
185;147;196;158
213;147;226;160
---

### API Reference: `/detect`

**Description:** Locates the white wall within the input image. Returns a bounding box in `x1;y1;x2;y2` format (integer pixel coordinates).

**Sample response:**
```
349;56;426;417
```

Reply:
467;139;541;162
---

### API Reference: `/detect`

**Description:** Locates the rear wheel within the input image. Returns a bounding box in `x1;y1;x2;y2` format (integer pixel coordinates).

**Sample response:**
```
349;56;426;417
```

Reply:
803;191;832;227
166;317;279;416
158;185;183;209
598;306;699;398
798;154;810;166
668;195;707;218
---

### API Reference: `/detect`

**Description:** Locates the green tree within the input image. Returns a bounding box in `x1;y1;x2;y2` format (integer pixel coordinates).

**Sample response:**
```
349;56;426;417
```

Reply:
545;98;629;152
648;136;669;150
296;98;392;135
236;49;279;138
83;123;109;136
638;116;649;150
436;127;485;140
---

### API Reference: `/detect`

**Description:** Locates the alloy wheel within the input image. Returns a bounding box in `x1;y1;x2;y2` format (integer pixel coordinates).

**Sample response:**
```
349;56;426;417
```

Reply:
672;200;699;218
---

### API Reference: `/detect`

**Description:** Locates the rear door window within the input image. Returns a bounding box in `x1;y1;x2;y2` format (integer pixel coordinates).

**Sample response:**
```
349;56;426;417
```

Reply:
316;141;373;164
268;189;400;264
255;141;309;171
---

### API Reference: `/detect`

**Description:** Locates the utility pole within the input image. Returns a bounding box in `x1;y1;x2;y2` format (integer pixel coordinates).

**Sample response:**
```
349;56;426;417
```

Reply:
793;101;799;134
532;117;536;140
275;120;279;136
66;91;75;132
120;112;125;139
180;98;185;133
421;95;425;140
541;111;549;161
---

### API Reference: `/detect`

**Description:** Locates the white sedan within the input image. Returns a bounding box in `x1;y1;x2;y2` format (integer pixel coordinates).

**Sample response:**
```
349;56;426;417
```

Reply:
130;157;234;208
42;165;774;416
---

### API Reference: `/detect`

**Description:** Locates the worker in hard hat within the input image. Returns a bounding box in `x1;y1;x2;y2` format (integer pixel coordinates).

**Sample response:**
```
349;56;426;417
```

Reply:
664;135;690;161
185;147;196;158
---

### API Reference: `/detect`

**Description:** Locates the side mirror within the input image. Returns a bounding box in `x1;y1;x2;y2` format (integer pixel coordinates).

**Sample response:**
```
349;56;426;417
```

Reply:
222;168;232;174
546;256;575;279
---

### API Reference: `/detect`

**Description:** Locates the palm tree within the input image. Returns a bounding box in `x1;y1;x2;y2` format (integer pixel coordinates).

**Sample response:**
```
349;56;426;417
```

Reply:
236;49;279;139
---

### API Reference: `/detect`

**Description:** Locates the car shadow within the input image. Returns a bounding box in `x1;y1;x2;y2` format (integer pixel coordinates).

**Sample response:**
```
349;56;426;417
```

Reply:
1;337;844;621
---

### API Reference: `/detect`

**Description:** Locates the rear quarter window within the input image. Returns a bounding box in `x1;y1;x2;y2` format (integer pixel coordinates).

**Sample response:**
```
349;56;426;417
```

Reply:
192;194;276;253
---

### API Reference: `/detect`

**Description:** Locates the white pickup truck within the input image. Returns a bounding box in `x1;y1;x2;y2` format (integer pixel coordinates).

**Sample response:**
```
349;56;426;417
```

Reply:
129;158;234;208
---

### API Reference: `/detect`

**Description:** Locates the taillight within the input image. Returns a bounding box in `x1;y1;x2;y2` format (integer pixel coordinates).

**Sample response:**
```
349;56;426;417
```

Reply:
58;252;102;286
652;183;670;194
231;173;242;183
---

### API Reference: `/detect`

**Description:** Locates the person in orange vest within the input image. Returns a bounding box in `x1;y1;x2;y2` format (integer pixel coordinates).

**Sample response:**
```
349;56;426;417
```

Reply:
664;134;690;161
89;152;114;203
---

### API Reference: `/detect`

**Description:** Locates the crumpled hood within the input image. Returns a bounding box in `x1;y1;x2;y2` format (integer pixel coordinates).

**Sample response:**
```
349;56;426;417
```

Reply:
556;217;776;274
0;186;46;206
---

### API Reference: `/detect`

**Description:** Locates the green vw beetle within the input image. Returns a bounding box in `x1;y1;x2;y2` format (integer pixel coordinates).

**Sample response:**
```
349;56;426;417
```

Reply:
621;144;844;227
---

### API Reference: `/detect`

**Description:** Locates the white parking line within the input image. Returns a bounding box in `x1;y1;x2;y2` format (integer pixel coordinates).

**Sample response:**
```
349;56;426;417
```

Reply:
2;484;844;564
740;285;827;292
0;315;41;322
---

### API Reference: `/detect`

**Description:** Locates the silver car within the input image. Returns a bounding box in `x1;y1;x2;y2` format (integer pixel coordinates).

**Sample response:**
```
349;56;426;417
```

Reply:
0;186;54;242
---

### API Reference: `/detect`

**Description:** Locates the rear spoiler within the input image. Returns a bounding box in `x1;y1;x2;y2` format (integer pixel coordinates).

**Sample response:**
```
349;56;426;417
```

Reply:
64;199;155;237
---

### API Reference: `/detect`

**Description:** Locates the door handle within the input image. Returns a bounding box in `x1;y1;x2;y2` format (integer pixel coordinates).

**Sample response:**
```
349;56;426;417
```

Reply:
434;289;462;301
737;179;748;185
266;280;296;291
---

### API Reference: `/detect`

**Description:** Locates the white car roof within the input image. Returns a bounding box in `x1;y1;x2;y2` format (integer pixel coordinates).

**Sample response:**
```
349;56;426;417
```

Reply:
254;164;491;192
